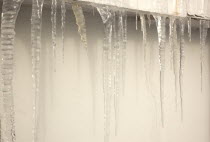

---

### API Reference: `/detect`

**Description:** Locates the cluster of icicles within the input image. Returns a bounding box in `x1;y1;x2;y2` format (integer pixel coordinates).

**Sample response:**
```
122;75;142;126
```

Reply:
0;1;209;142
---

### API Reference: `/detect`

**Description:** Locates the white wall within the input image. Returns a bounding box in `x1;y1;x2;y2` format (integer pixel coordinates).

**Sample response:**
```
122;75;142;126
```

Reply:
10;4;210;142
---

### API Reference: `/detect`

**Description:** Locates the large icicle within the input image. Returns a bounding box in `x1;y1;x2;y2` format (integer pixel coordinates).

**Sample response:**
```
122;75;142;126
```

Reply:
97;6;113;142
51;0;57;71
171;20;180;111
1;0;24;142
114;11;127;135
97;6;127;141
169;17;179;109
140;14;150;95
154;16;166;127
61;0;66;62
179;18;185;121
31;0;44;142
199;20;208;93
113;12;118;136
72;4;88;49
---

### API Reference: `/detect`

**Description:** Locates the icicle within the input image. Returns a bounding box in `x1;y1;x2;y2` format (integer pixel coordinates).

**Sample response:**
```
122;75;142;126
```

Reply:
113;12;118;136
72;4;88;49
172;20;180;112
169;17;175;70
51;0;57;71
199;20;208;93
61;0;66;63
97;6;127;141
140;14;147;63
187;17;191;42
179;18;185;121
169;17;179;110
122;13;127;97
140;14;150;92
154;16;166;127
199;20;203;93
1;0;24;142
97;6;113;142
147;14;152;27
114;11;127;135
136;13;138;30
123;14;128;49
31;0;44;142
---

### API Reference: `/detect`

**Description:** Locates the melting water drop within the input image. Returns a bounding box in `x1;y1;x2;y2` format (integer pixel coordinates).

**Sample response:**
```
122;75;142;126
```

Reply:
179;18;185;121
31;0;44;142
51;0;57;71
199;20;208;93
154;16;166;127
1;0;24;142
72;4;88;49
61;0;66;63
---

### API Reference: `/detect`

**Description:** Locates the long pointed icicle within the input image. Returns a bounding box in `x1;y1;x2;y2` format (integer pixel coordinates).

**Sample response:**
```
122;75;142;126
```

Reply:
155;16;166;127
61;0;66;62
172;20;180;112
122;13;127;97
179;19;185;121
1;0;24;142
169;17;179;109
51;0;57;71
140;14;150;94
114;11;127;135
97;6;113;142
199;20;208;93
31;0;44;142
72;4;88;49
113;12;118;136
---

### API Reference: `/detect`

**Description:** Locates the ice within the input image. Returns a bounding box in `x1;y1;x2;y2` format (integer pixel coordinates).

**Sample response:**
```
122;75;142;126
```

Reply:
154;15;166;127
72;4;88;49
199;20;208;93
31;0;45;142
179;18;185;121
61;0;66;63
51;0;57;71
1;0;24;142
